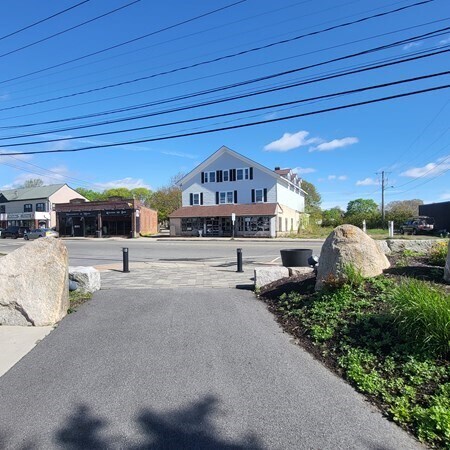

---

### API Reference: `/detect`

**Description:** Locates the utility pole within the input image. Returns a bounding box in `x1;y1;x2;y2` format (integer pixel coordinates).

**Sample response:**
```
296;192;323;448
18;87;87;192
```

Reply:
376;171;390;227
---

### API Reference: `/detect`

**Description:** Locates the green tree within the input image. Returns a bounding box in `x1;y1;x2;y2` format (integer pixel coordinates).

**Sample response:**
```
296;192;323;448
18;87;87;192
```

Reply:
102;187;133;199
149;186;181;224
346;198;379;215
21;178;44;188
75;188;104;201
322;207;344;227
302;179;322;215
386;199;423;225
130;187;152;205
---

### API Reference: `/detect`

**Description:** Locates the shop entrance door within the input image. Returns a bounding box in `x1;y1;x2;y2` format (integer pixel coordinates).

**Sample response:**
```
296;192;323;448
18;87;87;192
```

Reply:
221;218;232;237
72;218;84;237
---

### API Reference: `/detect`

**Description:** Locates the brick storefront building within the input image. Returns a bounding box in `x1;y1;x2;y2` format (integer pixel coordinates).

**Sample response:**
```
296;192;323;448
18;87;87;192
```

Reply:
55;198;157;238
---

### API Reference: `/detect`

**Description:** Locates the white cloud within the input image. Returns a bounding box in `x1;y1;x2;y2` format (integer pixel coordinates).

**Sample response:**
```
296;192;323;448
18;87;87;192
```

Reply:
440;192;450;200
160;150;197;160
400;155;450;178
293;166;316;174
439;37;450;46
0;166;71;189
356;177;380;186
309;137;359;152
264;131;321;152
328;175;336;180
328;174;348;181
93;177;151;190
403;41;423;50
338;175;348;181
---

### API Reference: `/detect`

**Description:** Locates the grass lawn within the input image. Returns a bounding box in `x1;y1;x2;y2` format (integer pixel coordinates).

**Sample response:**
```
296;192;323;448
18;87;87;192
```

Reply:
259;260;450;448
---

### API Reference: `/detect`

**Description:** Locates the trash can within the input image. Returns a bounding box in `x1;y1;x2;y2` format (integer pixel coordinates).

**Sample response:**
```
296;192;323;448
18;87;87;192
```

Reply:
280;249;313;267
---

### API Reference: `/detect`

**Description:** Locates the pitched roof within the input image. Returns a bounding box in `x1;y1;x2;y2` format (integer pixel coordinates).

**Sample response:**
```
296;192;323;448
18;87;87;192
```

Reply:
0;184;66;201
178;146;281;186
274;169;290;175
170;203;278;218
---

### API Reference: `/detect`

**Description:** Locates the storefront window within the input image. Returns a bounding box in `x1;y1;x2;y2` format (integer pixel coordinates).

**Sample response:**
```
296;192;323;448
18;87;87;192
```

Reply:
237;216;270;232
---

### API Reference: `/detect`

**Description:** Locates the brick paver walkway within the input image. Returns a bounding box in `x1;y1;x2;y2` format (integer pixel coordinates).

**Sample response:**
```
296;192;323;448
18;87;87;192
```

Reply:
97;261;255;289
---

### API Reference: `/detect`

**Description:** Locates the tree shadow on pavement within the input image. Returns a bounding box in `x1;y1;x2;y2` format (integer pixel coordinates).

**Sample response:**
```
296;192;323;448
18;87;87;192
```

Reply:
54;395;262;449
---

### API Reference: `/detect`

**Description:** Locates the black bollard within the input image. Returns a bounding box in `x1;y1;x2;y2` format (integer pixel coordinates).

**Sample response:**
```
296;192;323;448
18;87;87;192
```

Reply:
236;248;243;273
122;247;130;273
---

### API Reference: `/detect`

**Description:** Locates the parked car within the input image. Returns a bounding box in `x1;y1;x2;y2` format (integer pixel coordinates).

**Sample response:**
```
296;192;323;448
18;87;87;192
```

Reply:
1;226;30;239
399;216;435;235
24;228;59;240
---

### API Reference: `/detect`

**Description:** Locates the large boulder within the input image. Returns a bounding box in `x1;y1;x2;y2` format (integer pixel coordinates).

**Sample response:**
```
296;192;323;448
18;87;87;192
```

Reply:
444;241;450;283
69;266;101;293
316;225;390;290
0;238;69;326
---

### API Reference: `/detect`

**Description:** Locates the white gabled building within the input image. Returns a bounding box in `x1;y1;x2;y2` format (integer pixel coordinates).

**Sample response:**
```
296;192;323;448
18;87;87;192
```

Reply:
169;146;307;237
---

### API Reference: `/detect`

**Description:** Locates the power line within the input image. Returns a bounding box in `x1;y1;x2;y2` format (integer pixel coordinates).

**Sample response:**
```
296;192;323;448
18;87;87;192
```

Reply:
4;17;448;124
2;69;448;148
0;0;248;85
3;83;449;157
0;1;142;59
1;25;447;128
2;45;447;140
0;0;91;42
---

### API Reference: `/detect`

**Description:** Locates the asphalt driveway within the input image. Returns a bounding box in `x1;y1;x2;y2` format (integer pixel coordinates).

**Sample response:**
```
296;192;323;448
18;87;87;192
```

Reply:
0;288;423;449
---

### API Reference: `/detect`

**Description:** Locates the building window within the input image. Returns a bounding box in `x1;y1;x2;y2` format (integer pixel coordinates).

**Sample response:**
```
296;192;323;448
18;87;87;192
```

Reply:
0;205;5;213
223;170;229;182
24;204;32;212
237;216;270;232
208;171;216;182
36;203;45;212
255;189;263;203
192;193;200;205
219;191;234;204
236;167;249;181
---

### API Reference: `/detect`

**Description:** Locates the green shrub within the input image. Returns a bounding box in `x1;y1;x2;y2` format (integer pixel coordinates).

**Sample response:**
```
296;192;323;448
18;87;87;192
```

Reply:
428;241;449;267
390;279;450;355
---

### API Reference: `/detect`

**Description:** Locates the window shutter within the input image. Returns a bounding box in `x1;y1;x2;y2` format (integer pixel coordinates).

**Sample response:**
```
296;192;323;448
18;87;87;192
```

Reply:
230;169;236;181
190;193;193;206
200;193;204;205
219;170;223;182
201;172;204;184
234;190;238;204
251;189;255;203
263;188;267;202
249;167;253;180
216;192;219;205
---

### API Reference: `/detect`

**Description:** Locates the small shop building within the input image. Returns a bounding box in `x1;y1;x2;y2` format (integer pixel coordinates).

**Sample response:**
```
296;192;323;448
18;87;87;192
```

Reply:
0;184;86;229
55;198;157;237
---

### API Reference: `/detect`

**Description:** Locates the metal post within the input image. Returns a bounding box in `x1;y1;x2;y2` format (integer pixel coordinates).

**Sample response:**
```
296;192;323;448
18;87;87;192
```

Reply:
362;219;366;233
388;221;394;238
236;248;243;272
122;247;130;273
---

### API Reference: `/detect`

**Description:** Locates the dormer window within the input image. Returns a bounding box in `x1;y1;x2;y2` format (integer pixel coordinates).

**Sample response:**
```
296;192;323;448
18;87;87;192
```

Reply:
237;168;249;181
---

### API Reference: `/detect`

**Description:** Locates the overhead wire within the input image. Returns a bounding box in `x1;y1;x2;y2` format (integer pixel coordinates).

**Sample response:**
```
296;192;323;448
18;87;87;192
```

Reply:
0;52;450;147
0;24;447;125
0;0;91;42
3;83;449;157
0;1;142;59
0;0;249;85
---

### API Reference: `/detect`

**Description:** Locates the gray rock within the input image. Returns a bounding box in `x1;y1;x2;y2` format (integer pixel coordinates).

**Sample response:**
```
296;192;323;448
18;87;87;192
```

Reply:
386;238;447;255
316;225;390;291
289;267;314;277
254;267;289;289
0;238;69;326
69;266;101;293
376;240;391;255
444;241;450;283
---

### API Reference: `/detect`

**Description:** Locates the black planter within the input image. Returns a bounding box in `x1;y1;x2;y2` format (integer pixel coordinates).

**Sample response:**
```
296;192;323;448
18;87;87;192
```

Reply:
280;249;313;267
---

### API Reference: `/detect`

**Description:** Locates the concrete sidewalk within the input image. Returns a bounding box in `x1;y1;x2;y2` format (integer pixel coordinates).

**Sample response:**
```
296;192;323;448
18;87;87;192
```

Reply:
0;288;422;449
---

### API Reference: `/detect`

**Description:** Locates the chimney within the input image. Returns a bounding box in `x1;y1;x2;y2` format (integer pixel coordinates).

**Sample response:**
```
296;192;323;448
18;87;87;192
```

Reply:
274;166;280;171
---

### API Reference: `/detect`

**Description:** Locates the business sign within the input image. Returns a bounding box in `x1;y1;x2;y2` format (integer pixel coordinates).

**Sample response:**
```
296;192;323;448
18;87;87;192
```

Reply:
8;213;33;220
104;209;131;216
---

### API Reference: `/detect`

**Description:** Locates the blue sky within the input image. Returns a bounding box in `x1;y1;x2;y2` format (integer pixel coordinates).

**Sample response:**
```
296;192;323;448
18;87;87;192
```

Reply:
0;0;448;210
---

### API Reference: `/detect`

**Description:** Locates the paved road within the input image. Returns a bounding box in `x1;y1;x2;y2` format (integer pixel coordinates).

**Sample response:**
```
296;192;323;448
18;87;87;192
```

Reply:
0;238;323;266
0;288;422;449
